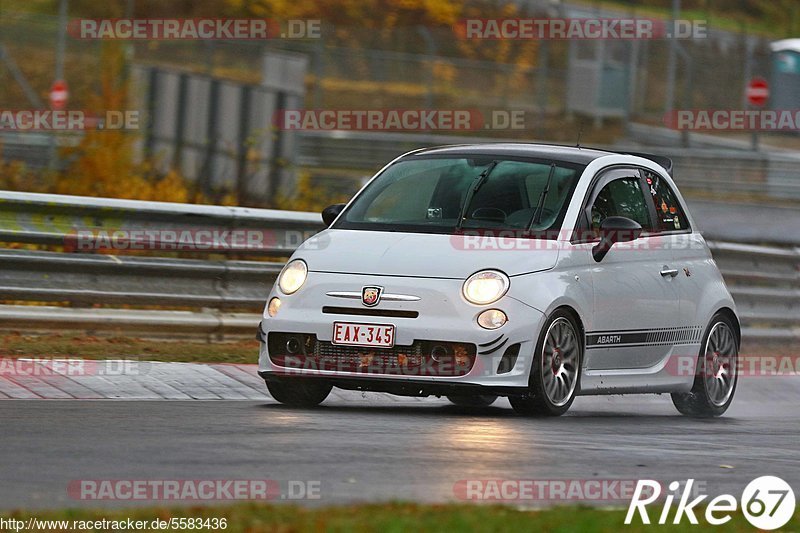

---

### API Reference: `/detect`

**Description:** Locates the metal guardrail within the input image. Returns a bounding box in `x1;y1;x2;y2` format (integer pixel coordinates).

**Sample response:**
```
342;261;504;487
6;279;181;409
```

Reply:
0;249;279;309
707;241;800;339
306;130;800;198
0;305;259;336
0;190;324;255
0;192;797;340
298;130;800;198
6;128;800;198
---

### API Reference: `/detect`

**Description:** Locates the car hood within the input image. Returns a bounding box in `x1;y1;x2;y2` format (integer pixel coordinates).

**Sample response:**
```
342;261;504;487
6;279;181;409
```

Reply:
295;229;559;278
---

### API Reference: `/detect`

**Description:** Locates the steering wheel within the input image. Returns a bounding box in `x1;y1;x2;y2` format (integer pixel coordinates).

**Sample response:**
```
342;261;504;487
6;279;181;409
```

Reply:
470;207;507;223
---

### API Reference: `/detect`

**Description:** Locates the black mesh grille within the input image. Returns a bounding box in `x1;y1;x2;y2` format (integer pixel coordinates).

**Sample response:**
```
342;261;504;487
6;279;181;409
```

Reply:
315;340;425;366
267;332;475;376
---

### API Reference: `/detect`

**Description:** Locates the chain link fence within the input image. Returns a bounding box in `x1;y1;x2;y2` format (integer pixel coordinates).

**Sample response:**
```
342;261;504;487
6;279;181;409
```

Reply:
0;10;783;120
0;7;797;203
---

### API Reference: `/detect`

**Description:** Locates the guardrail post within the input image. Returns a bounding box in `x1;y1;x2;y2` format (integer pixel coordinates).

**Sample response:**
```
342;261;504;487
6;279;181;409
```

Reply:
268;90;287;207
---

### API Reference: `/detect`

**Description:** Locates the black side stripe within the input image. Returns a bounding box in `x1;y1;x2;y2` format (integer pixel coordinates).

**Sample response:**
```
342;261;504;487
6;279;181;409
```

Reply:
585;326;703;349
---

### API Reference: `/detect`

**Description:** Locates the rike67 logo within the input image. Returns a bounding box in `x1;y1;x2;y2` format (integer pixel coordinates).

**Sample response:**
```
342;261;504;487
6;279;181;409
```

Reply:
626;476;795;529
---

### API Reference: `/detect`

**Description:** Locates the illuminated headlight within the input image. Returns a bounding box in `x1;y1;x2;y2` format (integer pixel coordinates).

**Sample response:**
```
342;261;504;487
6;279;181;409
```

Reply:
478;309;507;329
267;297;282;317
462;270;510;305
278;259;307;295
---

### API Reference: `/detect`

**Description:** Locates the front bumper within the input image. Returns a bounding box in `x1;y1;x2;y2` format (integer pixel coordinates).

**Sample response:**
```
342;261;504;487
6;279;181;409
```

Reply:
259;370;531;397
257;271;545;391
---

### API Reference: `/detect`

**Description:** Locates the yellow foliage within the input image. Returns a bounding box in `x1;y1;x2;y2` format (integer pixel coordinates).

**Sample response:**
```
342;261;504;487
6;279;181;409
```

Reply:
54;129;186;203
0;160;47;193
53;42;195;204
431;60;457;84
320;77;429;97
237;0;460;28
274;172;349;212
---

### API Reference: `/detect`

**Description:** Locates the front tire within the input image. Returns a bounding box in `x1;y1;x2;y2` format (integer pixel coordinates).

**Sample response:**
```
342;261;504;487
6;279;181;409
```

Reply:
266;378;332;407
510;309;582;417
671;313;739;417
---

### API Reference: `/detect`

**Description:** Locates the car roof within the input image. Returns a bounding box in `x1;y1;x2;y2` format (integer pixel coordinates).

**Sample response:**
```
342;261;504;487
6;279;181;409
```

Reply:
405;143;614;165
405;143;674;176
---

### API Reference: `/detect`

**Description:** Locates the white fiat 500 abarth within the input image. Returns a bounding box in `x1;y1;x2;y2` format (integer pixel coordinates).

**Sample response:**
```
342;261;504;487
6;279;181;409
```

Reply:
257;144;740;417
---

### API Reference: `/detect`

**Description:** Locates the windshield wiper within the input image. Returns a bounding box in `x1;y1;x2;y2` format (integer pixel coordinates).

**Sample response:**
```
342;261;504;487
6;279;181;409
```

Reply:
455;160;499;231
528;162;556;228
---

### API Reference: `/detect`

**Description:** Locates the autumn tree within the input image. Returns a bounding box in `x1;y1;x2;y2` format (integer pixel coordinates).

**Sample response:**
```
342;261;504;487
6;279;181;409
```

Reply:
54;42;191;202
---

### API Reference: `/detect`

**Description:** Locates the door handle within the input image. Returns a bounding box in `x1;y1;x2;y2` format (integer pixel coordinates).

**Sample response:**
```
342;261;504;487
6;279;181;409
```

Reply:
660;267;679;278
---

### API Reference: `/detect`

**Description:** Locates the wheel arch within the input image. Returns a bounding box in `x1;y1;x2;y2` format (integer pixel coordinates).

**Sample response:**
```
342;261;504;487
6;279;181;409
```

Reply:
714;307;741;349
549;304;586;355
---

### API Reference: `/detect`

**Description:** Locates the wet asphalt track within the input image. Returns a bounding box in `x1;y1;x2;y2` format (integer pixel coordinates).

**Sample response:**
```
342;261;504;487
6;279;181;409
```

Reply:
1;375;799;511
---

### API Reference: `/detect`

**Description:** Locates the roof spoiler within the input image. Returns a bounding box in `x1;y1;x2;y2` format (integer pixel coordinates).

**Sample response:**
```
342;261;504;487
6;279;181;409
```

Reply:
620;151;673;177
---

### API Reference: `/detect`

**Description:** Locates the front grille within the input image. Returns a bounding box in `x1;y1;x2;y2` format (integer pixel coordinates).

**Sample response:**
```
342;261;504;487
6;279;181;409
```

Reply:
322;306;419;318
316;339;423;361
268;332;475;376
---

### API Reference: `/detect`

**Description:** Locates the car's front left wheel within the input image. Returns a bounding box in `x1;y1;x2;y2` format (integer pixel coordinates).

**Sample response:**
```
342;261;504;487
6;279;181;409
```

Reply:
510;309;582;417
266;378;332;407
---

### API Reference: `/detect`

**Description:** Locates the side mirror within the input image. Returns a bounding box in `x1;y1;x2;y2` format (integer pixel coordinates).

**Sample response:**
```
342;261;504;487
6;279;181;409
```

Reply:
592;216;642;262
322;203;346;227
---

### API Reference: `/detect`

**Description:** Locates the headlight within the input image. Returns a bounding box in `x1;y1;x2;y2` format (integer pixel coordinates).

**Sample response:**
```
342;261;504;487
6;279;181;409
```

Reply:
462;270;510;305
278;259;307;295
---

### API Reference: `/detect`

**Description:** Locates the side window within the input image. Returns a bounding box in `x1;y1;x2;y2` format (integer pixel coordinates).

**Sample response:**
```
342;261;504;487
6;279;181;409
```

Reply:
590;176;652;236
643;170;689;232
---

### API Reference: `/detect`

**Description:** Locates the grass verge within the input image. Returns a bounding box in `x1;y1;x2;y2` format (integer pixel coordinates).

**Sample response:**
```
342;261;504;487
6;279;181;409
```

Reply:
0;332;259;364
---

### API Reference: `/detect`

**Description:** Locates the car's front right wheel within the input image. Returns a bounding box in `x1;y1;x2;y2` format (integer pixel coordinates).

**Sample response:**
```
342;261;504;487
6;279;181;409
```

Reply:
266;378;332;407
671;313;739;417
510;309;582;417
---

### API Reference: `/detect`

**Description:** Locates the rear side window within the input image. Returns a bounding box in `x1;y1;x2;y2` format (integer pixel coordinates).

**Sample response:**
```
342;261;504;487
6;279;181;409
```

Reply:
643;170;689;232
590;176;653;236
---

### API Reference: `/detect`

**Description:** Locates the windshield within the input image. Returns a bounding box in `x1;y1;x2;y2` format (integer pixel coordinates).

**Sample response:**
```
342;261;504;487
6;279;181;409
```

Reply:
334;156;584;237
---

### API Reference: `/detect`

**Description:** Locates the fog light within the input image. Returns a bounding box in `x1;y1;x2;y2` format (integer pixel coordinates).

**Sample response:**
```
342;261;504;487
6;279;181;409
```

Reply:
477;309;507;329
285;337;301;354
430;345;449;362
267;297;282;317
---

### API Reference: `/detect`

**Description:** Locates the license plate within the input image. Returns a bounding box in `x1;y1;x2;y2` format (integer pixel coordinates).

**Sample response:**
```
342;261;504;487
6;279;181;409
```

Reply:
332;322;395;348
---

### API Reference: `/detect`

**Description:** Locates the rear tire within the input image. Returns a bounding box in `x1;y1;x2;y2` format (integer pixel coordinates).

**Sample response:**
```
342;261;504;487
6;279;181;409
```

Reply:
510;309;582;417
266;379;332;407
671;313;738;417
446;394;497;407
